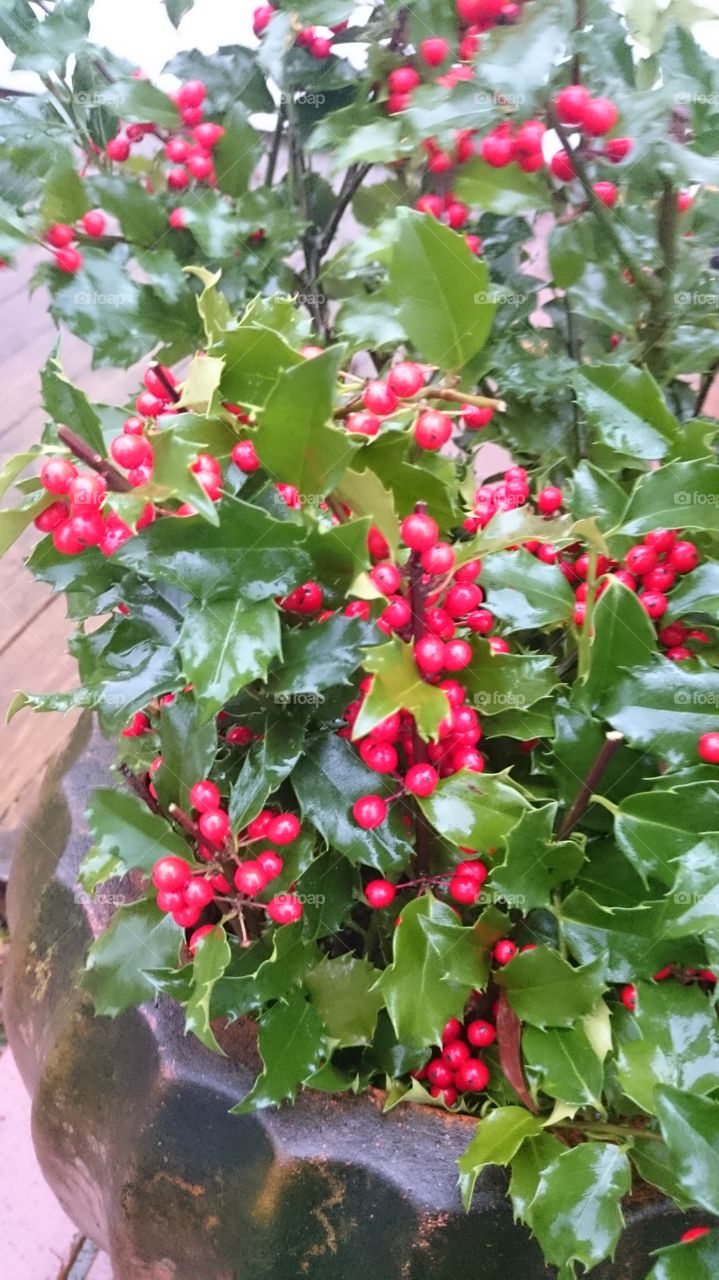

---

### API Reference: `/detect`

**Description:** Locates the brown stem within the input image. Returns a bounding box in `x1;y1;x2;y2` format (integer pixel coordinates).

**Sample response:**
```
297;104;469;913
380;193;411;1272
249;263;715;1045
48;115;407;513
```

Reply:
334;392;365;420
148;362;180;403
410;386;506;412
316;163;372;259
571;0;587;83
548;108;658;303
168;802;202;841
119;763;160;813
557;731;624;839
57;425;132;492
265;104;285;187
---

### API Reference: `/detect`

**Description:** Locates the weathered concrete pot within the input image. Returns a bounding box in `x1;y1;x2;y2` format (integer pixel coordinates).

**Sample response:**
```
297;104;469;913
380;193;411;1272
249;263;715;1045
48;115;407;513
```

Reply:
4;716;701;1279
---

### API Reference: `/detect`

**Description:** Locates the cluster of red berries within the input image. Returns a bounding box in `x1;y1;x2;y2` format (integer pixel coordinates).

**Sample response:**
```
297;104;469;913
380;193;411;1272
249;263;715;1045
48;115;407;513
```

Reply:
415;1014;496;1106
365;855;490;911
152;781;304;949
252;5;347;58
345;362;494;444
463;464;556;533
44;211;107;275
620;960;717;1013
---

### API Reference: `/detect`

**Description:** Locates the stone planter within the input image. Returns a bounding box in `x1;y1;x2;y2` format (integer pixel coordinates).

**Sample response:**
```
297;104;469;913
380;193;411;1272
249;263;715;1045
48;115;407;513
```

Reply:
4;717;701;1279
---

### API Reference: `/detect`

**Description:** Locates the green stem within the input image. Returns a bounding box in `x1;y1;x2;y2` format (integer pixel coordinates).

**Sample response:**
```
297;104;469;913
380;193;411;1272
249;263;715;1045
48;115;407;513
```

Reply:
551;1120;661;1143
640;177;680;378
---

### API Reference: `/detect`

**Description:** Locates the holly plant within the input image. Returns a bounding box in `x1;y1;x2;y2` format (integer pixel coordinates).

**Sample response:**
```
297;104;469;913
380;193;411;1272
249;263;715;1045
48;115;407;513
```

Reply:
2;0;719;1276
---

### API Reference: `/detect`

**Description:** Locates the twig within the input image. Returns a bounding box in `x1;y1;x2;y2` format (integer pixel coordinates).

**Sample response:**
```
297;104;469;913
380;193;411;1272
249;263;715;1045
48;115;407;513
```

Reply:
316;163;372;259
557;731;624;839
148;362;180;403
168;802;202;841
409;386;506;412
57;426;132;492
119;763;161;813
265;105;285;187
640;177;680;377
548;108;657;303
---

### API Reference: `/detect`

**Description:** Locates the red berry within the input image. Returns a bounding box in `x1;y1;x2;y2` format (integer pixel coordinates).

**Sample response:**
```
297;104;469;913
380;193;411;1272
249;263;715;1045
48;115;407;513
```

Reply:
555;83;591;124
369;712;401;743
381;596;412;630
416;194;443;218
157;889;185;914
253;4;275;36
353;794;388;828
550;149;575;181
69;511;106;548
460;404;494;429
184;877;215;910
421;542;455;575
605;137;633;163
166;137;190;163
414;409;452;450
34;500;68;532
442;1017;463;1044
152;856;191;892
387;361;425;398
187;152;214;181
443;1039;470;1069
41;457;77;494
388;66;421;95
366;879;397;908
415;634;446;676
444;639;473;671
193;122;225;149
167;166;190;191
198;808;231;846
537;486;563;515
136;391;165;418
405;763;439;797
669;540;699;573
427;1058;454;1088
456;858;487;884
401;513;439;551
110;434;152;469
493;939;518;965
363;380;398;416
481;130;513;167
54;247;83;273
645;529;677;555
642;565;675;593
677;191;693;213
593;181;618;207
267;813;301;844
346;410;380;437
189;923;216;954
173;905;202;929
451;745;485;773
680;1227;710;1243
698;733;719;764
582;97;619;135
68;473;106;511
178;80;206;109
449;875;481;904
488;636;509;654
626;544;657;575
46;222;74;248
257;850;283;880
190;779;221;813
371;561;402;595
234;860;269;896
620;983;637;1011
231;440;260;472
638;590;667;620
420;37;449;67
455;1058;490;1092
467;1019;496;1047
106;136;130;162
266;894;303;924
467;608;494;635
445;583;482;617
247;810;272;839
169;208;187;229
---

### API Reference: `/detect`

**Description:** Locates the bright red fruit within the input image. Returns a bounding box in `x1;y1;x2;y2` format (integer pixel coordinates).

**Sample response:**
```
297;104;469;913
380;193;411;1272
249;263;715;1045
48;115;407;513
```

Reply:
537;486;563;515
669;541;699;573
366;879;397;908
681;1228;710;1243
106;135;130;162
54;247;83;273
184;878;214;910
266;894;303;923
414;409;452;450
404;763;439;797
110;434;151;469
460;404;494;429
41;457;77;494
267;813;301;844
189;924;216;954
449;875;481;904
178;79;206;109
362;380;398;416
387;361;425;397
493;939;518;964
371;561;402;594
419;37;449;66
555;83;591;124
388;66;421;95
620;983;637;1011
698;733;719;764
152;856;191;892
455;1058;490;1091
190;779;221;812
582;97;619;135
198;808;231;846
414;634;446;675
605;137;633;162
467;1019;496;1047
346;410;380;436
46;223;74;248
234;861;269;895
401;512;439;551
481;131;514;167
352;794;388;828
421;542;455;574
593;181;618;207
232;440;260;472
550;149;575;181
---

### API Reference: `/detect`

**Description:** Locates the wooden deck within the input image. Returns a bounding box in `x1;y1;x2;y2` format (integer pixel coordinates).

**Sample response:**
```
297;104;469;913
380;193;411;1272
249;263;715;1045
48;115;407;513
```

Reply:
0;254;139;846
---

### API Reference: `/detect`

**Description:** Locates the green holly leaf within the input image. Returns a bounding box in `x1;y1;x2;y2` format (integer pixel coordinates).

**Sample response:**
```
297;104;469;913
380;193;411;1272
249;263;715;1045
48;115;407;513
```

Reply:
643;1231;719;1279
599;658;719;767
41;353;106;456
184;266;232;346
292;735;414;875
462;644;560;716
256;346;356;495
479;549;575;630
116;497;312;603
306;518;372;597
528;1142;631;1271
231;989;327;1112
458;509;575;563
217;324;303;411
213;923;321;1022
630;1138;696;1211
613;782;719;886
86;173;168;248
666;561;719;620
575;364;679;462
0;492;55;556
655;1085;719;1215
80;787;190;892
508;1133;567;1226
108;77;180;127
214;103;262;198
418;770;532;851
458;1107;544;1210
179;598;281;722
560;890;703;982
617;461;719;535
228;705;309;831
490;803;584;911
570;461;628;529
185;926;232;1053
388;209;495;370
523;1025;604;1108
378;893;490;1049
615;981;719;1114
83;897;181;1017
495;946;606;1028
273;614;373;696
334;466;400;558
305;954;383;1047
583;580;658;707
352;637;450;742
153;692;218;812
456;159;552;214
